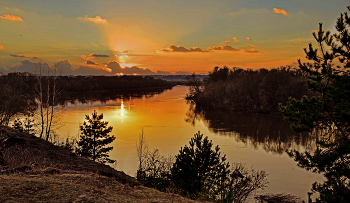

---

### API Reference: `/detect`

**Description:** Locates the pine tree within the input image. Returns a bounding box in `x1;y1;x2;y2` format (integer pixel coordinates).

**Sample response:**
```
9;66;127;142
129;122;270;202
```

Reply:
279;6;350;202
171;131;230;199
77;110;116;164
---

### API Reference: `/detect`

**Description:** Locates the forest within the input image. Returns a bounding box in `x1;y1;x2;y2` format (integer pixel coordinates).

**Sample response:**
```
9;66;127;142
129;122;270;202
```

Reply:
186;66;311;114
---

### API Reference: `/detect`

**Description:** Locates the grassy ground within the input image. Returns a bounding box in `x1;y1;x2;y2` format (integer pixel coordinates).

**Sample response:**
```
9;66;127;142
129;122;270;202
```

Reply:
0;125;206;203
0;173;202;203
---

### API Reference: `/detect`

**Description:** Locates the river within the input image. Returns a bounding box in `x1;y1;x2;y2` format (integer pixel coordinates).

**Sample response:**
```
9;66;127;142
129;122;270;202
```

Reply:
56;85;323;201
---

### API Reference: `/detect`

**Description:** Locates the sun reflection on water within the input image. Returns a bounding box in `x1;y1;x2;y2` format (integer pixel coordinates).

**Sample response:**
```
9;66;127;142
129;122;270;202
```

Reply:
121;100;124;116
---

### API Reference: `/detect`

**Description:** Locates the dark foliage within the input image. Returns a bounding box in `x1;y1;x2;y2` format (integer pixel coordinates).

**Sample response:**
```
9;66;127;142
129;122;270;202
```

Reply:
0;72;37;125
186;66;310;114
135;131;268;202
57;75;172;94
136;148;173;192
76;110;116;164
171;131;230;199
279;6;350;203
218;163;268;203
255;193;301;203
170;132;268;202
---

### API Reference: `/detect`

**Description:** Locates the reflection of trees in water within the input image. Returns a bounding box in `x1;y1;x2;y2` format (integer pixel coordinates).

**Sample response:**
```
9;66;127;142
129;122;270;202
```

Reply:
56;86;173;106
185;104;316;154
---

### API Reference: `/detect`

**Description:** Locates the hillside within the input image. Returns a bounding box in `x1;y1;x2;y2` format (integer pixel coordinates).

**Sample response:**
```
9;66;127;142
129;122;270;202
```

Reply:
0;125;207;203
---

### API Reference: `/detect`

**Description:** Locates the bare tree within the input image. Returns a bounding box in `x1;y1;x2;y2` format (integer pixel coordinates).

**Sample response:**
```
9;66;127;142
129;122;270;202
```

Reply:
136;129;149;179
34;64;61;141
217;162;269;203
185;73;203;101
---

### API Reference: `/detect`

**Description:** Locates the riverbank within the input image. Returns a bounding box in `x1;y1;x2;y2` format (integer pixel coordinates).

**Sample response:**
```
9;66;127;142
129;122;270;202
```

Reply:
0;125;206;203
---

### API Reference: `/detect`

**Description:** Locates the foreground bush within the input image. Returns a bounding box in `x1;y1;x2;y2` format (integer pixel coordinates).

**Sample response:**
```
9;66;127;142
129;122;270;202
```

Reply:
137;131;268;202
171;131;230;199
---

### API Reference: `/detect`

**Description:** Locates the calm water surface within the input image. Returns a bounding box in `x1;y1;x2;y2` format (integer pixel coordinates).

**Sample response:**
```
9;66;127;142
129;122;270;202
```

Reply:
57;85;323;200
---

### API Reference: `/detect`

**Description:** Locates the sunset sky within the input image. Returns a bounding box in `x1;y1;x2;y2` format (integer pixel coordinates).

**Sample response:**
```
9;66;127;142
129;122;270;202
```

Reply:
0;0;348;75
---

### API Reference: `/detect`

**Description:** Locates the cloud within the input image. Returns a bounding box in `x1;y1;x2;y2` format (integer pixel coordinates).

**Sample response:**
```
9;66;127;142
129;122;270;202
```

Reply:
54;60;73;74
74;66;112;76
156;70;173;75
0;45;3;49
246;37;251;41
89;53;109;58
122;66;155;75
224;40;232;44
2;60;99;76
82;15;107;23
26;56;41;60
82;60;99;66
52;60;110;76
244;49;259;53
2;60;172;76
6;60;50;73
3;60;117;76
81;53;109;61
10;54;25;57
105;61;122;73
233;37;240;42
295;41;303;44
250;44;256;48
208;45;239;51
273;8;288;16
0;14;23;21
105;61;155;75
54;60;112;76
158;45;209;53
10;54;41;60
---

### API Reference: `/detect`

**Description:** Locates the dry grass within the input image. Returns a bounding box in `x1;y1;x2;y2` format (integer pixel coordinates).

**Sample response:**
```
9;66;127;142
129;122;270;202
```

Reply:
0;172;204;203
0;125;136;185
0;125;208;203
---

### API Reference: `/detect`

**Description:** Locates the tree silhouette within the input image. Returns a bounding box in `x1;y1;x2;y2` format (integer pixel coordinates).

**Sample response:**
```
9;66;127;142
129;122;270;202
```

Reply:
171;131;230;199
170;131;267;202
77;110;116;164
279;6;350;202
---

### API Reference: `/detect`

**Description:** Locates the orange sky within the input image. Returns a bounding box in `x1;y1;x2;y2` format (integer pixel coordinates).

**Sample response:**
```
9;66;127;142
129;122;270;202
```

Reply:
0;1;348;75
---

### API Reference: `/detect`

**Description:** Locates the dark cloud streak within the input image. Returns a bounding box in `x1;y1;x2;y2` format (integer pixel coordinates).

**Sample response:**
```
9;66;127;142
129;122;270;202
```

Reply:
159;45;209;53
89;53;109;58
10;54;25;57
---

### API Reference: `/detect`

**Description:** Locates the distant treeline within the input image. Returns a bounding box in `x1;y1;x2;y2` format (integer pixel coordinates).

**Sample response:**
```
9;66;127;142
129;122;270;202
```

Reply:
0;72;174;124
186;66;311;114
59;75;172;93
0;72;173;95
